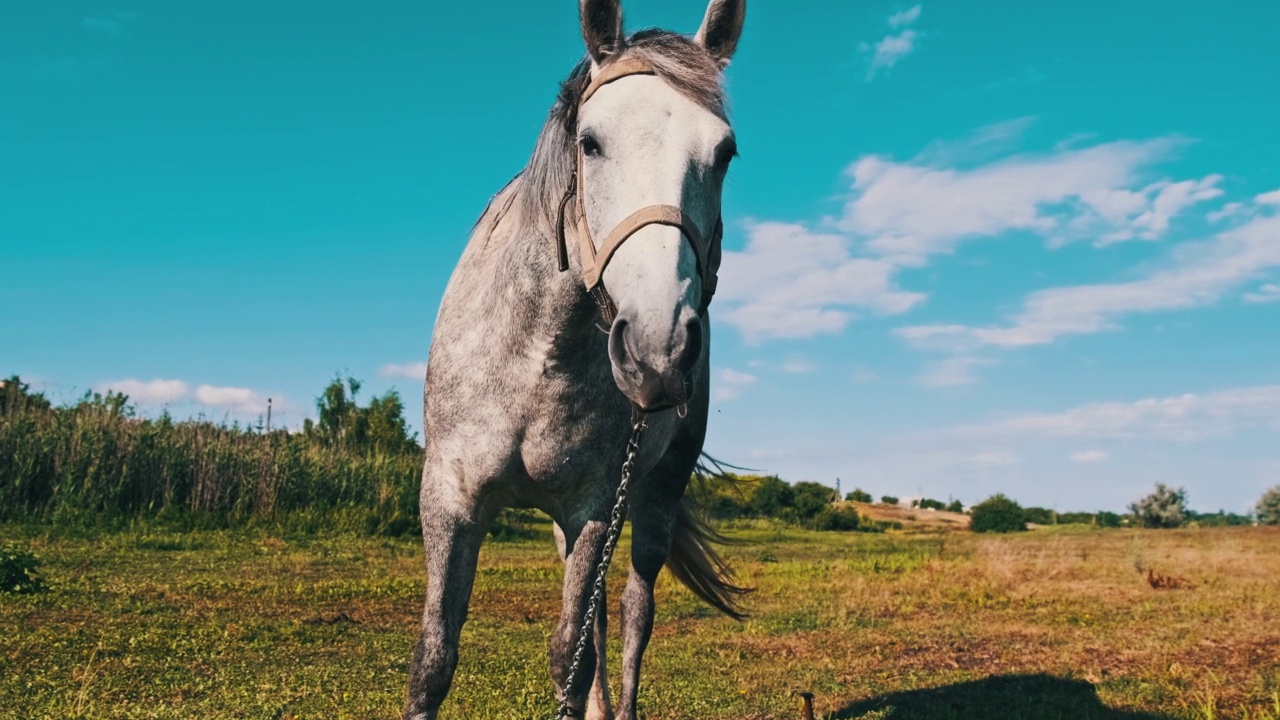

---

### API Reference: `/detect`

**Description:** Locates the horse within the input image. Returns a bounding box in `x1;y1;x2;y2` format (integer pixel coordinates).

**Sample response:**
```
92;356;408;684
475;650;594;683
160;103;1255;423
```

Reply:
404;1;747;718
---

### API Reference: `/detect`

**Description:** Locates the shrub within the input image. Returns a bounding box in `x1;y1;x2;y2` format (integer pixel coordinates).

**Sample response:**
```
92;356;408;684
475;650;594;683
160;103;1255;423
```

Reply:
750;476;794;518
918;498;946;511
812;505;861;532
1129;483;1188;529
0;544;46;594
1022;506;1055;525
945;500;964;513
1256;485;1280;526
880;495;899;505
792;482;837;521
845;488;873;503
970;494;1027;533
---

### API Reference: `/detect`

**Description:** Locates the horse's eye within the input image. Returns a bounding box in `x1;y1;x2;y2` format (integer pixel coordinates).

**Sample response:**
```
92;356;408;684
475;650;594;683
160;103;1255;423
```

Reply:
714;139;738;170
579;134;603;158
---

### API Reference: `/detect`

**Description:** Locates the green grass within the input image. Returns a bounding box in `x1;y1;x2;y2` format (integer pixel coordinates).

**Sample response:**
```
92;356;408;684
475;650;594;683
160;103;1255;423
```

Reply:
2;521;1278;720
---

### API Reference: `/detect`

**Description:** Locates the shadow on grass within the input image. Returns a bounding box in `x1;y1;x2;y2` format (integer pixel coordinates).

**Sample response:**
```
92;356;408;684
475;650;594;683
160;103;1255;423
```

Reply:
830;674;1170;719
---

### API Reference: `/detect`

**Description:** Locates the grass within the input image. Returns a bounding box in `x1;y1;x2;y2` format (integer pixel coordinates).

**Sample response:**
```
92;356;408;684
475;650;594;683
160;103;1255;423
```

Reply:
2;520;1278;720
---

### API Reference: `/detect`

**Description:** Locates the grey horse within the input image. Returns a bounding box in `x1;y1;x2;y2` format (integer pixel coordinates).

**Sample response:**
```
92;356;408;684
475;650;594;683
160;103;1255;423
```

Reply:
405;1;747;718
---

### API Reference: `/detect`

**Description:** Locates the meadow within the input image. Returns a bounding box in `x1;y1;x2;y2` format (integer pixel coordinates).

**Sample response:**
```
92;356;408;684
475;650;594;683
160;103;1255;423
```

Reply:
3;518;1278;720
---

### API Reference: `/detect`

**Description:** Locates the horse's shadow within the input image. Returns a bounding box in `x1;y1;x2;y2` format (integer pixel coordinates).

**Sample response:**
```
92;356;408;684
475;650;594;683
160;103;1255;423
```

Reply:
829;673;1170;720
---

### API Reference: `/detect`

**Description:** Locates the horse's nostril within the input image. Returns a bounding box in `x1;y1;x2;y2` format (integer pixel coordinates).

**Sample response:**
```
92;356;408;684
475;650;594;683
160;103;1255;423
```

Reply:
675;318;703;375
608;317;633;370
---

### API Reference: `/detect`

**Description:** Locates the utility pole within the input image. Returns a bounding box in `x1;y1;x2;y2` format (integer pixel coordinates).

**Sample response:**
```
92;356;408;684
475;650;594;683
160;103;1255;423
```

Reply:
835;477;842;502
266;398;272;434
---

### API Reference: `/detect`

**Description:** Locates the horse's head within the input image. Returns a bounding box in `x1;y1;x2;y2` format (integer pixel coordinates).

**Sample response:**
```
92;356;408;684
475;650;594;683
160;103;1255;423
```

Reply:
570;0;744;412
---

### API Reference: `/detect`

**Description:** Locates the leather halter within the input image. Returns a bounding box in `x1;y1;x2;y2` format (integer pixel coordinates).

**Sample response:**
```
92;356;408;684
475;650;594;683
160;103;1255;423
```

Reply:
555;56;724;324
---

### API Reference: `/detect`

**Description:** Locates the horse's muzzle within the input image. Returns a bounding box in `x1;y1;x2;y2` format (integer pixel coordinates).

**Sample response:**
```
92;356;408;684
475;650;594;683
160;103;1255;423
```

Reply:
607;315;702;412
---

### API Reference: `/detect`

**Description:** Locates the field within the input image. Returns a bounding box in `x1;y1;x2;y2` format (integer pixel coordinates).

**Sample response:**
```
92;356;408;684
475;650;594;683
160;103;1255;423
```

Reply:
2;519;1279;720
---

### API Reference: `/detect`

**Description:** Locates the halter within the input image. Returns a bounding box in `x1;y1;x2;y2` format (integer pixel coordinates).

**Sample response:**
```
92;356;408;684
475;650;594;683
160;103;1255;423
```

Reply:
555;56;724;324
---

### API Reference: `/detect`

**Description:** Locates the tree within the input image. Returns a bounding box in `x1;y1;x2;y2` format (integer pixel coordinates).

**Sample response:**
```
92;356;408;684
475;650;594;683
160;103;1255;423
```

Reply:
812;505;860;531
1022;507;1055;525
945;499;964;513
881;495;899;505
846;488;873;503
970;494;1027;533
750;476;794;518
1129;483;1188;529
1256;485;1280;526
918;498;946;511
792;481;837;521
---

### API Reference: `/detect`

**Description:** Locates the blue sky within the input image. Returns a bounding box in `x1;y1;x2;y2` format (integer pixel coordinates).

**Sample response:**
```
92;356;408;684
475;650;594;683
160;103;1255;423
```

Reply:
4;1;1278;513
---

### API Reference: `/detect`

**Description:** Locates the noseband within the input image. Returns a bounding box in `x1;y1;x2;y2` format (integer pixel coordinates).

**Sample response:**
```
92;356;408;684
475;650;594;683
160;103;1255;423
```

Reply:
555;56;724;324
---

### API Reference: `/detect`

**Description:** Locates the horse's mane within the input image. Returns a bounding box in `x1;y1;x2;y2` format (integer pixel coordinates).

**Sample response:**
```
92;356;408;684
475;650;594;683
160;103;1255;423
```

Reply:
514;30;728;240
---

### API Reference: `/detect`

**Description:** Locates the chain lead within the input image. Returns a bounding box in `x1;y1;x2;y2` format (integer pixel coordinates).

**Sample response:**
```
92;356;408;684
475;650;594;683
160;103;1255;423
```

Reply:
554;408;647;720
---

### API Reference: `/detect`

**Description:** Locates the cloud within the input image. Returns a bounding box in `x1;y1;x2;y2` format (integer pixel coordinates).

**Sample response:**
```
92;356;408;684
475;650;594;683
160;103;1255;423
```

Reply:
863;6;922;80
954;384;1280;441
1244;283;1280;304
1071;450;1111;464
840;138;1217;264
717;222;924;342
714;368;758;402
94;378;189;404
1256;188;1280;205
916;356;992;388
897;212;1280;350
195;385;271;414
1208;202;1245;223
779;357;817;374
379;361;429;379
888;5;922;28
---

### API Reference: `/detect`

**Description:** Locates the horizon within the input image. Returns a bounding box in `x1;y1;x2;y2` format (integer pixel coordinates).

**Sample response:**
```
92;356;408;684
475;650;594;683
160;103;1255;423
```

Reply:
4;1;1278;515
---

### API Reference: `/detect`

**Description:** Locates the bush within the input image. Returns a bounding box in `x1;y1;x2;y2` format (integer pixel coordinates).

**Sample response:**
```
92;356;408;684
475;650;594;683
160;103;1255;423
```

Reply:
1257;485;1280;526
0;544;46;594
945;500;964;513
792;482;837;521
750;476;794;518
1129;483;1188;529
845;488;873;503
1022;506;1055;525
880;495;899;505
918;498;945;511
812;505;861;531
970;494;1027;533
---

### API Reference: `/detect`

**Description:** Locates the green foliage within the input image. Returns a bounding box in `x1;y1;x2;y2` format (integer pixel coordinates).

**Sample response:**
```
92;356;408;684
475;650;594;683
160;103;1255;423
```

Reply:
1257;485;1280;526
0;543;45;594
0;374;422;532
845;488;873;503
917;498;946;511
881;495;899;505
791;481;836;521
945;500;964;513
1129;483;1188;529
749;476;794;518
811;505;860;531
970;494;1027;533
1022;506;1056;525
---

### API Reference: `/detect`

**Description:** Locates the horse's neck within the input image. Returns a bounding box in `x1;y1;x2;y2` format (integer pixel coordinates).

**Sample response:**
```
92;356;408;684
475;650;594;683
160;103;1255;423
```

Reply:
478;182;603;368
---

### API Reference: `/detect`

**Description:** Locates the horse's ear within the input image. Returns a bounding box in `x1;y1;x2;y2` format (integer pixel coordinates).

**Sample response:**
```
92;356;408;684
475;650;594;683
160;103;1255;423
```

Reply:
694;0;745;67
580;0;624;65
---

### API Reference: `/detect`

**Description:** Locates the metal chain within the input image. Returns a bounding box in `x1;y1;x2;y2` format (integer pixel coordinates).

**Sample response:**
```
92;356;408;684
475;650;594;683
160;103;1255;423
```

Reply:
554;408;647;720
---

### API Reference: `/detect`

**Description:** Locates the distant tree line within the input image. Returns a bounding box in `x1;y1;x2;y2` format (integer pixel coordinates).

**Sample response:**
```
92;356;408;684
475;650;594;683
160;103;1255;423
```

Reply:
0;375;422;534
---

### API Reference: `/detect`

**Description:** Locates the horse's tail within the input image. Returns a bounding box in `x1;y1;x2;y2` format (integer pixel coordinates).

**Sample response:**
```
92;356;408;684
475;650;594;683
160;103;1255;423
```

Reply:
664;454;752;620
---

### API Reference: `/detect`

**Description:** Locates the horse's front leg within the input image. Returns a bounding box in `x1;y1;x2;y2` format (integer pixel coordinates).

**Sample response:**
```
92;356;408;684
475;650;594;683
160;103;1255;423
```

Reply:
552;517;611;718
617;505;678;720
554;522;614;720
404;476;490;720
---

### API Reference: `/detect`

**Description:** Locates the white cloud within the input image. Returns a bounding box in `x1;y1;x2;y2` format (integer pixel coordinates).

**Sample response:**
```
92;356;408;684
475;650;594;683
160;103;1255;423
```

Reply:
969;450;1017;468
713;368;758;402
94;378;189;404
1071;449;1110;464
779;357;817;374
888;5;922;28
379;361;429;379
1244;283;1280;304
897;212;1280;350
195;385;271;414
916;356;991;388
717;222;924;342
955;384;1280;441
1256;188;1280;205
840;139;1218;263
1208;202;1245;223
867;30;917;78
